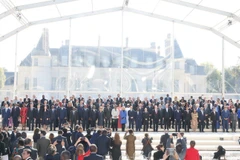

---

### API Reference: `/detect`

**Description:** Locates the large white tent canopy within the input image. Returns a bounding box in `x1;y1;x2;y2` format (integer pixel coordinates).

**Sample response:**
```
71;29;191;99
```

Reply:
1;0;240;48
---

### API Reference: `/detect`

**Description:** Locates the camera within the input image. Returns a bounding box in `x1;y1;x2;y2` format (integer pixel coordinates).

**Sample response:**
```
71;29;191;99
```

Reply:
172;133;177;137
166;148;174;156
81;137;86;141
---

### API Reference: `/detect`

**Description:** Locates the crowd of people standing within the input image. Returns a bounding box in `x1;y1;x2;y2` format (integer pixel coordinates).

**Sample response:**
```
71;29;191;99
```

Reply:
1;94;240;133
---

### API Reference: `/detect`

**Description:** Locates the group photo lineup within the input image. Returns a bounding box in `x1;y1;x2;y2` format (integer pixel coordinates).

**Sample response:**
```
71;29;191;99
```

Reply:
1;0;240;160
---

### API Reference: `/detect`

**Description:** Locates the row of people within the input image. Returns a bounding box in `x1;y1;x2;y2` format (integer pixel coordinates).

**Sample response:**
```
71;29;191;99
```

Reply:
1;101;239;133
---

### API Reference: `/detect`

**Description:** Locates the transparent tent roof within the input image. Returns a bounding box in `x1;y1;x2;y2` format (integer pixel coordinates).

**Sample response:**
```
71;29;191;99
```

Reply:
1;0;240;48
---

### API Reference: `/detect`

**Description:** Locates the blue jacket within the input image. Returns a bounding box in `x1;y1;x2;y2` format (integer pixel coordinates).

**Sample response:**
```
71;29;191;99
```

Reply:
174;110;182;121
222;110;230;119
198;110;205;121
58;107;67;120
96;135;110;156
237;108;240;118
120;110;127;124
2;108;11;119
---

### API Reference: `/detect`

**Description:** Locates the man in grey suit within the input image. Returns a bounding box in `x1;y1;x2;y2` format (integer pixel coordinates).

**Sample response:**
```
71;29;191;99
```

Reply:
36;130;50;160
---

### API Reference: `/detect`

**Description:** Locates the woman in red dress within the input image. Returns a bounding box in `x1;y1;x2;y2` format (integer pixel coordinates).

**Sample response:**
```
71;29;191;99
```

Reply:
20;104;28;130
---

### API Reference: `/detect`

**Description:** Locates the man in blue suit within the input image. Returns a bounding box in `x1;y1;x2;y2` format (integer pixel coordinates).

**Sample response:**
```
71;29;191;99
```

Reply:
84;144;104;160
174;107;182;132
222;105;230;132
2;104;11;128
198;107;205;132
58;105;67;128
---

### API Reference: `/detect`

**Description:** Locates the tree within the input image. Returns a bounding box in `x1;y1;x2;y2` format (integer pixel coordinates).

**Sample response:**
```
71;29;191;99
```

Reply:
225;65;240;93
0;67;6;89
201;62;222;93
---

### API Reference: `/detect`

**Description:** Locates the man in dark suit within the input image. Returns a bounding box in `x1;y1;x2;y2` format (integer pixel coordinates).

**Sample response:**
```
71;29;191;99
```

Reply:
152;105;160;132
49;105;58;131
163;104;172;130
128;105;135;129
211;108;218;132
62;95;69;104
135;107;142;131
104;104;112;128
12;103;20;128
106;95;113;105
35;104;42;128
58;105;67;128
18;138;38;160
52;130;68;154
96;94;103;104
95;130;110;158
89;106;97;128
2;104;11;128
164;94;172;104
36;130;50;159
70;107;78;129
24;95;31;104
27;103;35;131
174;107;182;132
40;95;47;105
84;144;104;160
147;103;153;128
188;96;195;106
116;94;122;105
184;108;192;132
198;107;205;132
82;105;90;131
160;131;169;150
77;102;84;125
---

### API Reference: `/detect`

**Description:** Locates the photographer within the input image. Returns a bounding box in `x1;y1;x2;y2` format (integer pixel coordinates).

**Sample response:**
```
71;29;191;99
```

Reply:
74;137;91;160
166;135;179;160
142;133;153;159
175;133;187;160
124;129;136;160
52;130;68;154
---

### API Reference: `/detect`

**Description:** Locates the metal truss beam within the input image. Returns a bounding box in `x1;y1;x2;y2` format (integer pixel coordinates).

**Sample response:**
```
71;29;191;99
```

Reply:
161;0;240;23
0;0;79;20
125;7;240;49
0;7;122;42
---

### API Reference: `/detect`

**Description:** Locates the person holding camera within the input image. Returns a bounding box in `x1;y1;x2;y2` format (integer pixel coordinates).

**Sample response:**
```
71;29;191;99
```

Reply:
165;135;179;160
153;143;164;160
141;133;153;159
74;137;91;160
51;130;68;154
124;129;136;160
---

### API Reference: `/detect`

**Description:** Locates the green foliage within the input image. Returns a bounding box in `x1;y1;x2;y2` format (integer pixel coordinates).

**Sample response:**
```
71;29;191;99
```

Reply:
0;67;6;89
201;62;222;93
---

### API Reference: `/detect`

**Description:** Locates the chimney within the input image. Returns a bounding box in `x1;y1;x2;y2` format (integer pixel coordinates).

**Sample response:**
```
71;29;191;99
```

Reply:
42;28;49;55
126;37;129;48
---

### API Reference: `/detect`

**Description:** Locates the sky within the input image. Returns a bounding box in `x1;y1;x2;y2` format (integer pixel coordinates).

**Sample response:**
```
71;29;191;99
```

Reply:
0;0;240;72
